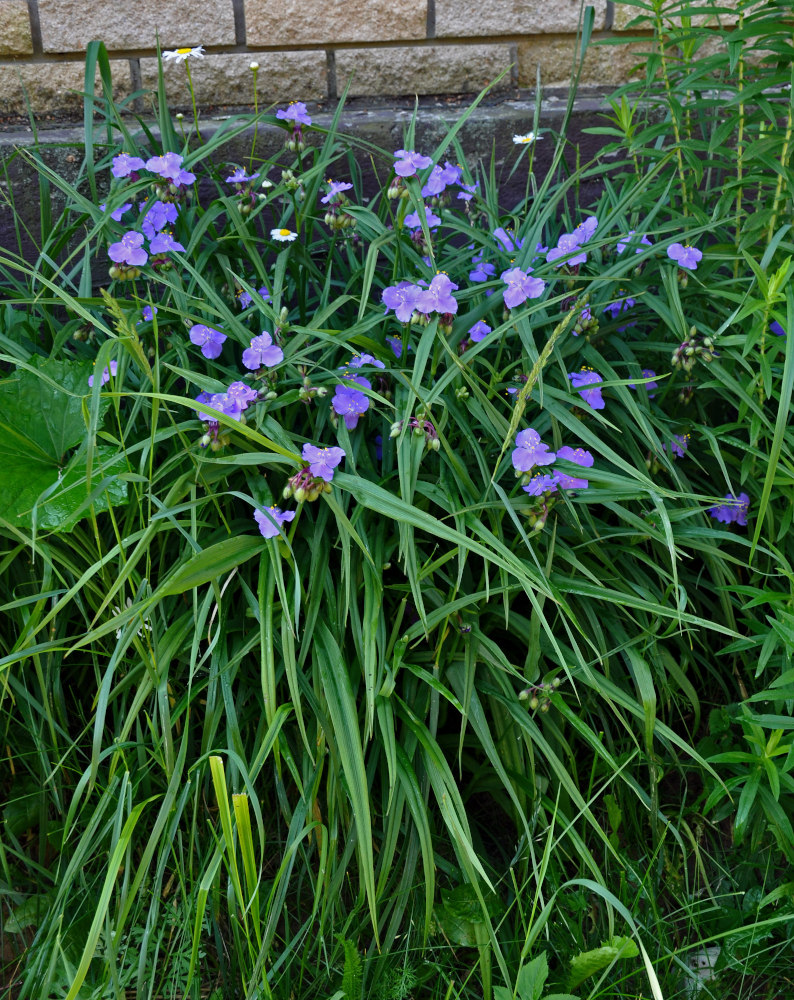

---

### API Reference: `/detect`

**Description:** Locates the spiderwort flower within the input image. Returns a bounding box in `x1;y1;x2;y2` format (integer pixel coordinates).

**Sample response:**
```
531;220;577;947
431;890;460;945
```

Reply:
708;492;749;526
140;199;178;239
108;231;148;266
493;227;523;253
468;320;492;343
271;228;298;242
512;429;556;473
664;433;690;458
603;296;636;321
162;46;205;62
349;353;385;369
332;382;370;429
276;101;312;126
393;149;433;178
88;359;118;387
555;446;594;490
145;152;195;186
225;167;260;184
226;381;259;410
149;232;185;253
457;181;478;201
111;153;146;179
572;216;598;244
416;273;458;315
100;201;132;222
628;369;658;397
382;281;422;323
190;323;226;359
667;243;703;270
770;320;786;337
404;205;441;230
386;336;405;358
523;472;558;496
320;180;353;204
254;505;295;539
302;443;345;482
617;231;653;254
546;232;587;267
142;305;158;322
242;331;284;370
469;253;495;284
569;368;605;410
501;267;545;308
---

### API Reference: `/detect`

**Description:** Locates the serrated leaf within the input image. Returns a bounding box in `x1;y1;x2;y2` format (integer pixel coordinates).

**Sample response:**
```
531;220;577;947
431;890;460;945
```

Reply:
515;952;548;1000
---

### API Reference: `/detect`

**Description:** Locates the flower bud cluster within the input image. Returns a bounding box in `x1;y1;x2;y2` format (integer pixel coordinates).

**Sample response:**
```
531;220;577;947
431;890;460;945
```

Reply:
389;415;440;451
108;263;142;281
518;676;561;712
387;177;410;200
283;467;333;503
281;169;304;199
671;326;717;373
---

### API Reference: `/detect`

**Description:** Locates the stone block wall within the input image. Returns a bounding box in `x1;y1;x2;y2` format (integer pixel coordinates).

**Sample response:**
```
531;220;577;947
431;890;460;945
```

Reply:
0;1;739;117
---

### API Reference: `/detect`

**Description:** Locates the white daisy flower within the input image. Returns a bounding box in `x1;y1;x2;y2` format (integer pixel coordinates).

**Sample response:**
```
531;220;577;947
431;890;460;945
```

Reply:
112;598;152;640
271;228;298;242
513;132;540;145
163;46;206;63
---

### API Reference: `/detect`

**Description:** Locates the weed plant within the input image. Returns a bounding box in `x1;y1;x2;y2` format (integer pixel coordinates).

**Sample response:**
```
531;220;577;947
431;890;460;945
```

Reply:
2;3;794;998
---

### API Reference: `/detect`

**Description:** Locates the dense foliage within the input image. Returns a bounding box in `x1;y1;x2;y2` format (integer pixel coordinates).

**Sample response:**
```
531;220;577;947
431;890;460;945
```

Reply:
2;2;794;998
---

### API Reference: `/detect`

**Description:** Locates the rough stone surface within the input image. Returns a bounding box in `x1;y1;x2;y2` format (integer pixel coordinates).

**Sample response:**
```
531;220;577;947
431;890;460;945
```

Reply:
0;60;132;114
0;1;33;56
140;51;327;106
518;35;645;89
245;0;427;46
435;0;608;38
37;0;236;53
336;44;515;98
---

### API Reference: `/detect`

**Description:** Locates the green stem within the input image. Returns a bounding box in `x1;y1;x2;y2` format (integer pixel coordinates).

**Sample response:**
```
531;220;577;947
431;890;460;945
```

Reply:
654;2;689;215
183;61;202;143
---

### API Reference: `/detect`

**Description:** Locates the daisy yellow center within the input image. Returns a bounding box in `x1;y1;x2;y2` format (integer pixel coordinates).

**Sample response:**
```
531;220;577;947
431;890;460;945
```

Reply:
518;136;533;143
177;47;193;54
279;229;291;236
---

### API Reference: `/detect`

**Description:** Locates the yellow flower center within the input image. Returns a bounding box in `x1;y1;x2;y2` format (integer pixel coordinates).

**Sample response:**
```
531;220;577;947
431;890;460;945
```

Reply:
279;229;291;236
177;47;192;54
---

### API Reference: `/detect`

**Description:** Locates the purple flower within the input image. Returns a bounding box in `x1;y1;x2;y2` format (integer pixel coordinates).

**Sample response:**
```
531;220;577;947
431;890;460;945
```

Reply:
149;232;185;253
238;285;270;309
469;253;495;284
555;446;594;490
142;305;158;321
108;231;148;266
569;369;605;410
140;199;178;239
664;433;690;458
770;320;786;337
226;167;259;184
628;369;658;397
617;231;652;254
255;505;295;539
457;182;478;201
547;232;587;267
501;267;545;308
572;216;598;244
421;165;447;197
145;152;195;185
242;331;284;370
468;320;492;343
205;392;242;420
667;243;702;270
386;336;405;358
276;102;312;126
603;296;636;321
320;180;353;204
523;473;558;497
227;381;259;410
493;227;523;253
382;281;422;323
100;201;132;221
512;428;556;473
189;324;227;360
708;492;749;526
302;443;345;482
111;153;146;179
416;273;458;315
88;359;118;387
405;204;440;230
332;383;370;429
349;352;385;369
393;149;433;178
